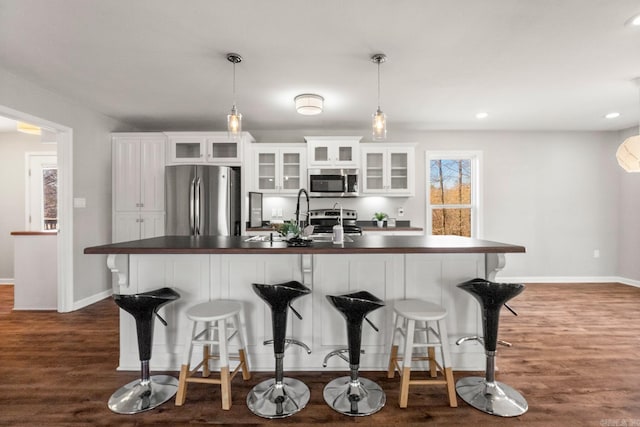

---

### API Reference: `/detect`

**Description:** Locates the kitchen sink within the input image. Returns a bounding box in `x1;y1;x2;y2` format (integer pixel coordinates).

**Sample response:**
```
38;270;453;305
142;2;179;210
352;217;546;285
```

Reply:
308;234;354;243
244;234;354;243
243;235;285;242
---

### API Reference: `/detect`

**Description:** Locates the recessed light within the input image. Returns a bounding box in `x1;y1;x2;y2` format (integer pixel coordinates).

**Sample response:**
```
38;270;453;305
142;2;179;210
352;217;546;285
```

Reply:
626;13;640;26
605;112;620;119
475;112;488;119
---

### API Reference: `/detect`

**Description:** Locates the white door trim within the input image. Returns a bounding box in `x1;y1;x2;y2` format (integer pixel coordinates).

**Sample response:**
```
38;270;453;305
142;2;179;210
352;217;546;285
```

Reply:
0;105;74;313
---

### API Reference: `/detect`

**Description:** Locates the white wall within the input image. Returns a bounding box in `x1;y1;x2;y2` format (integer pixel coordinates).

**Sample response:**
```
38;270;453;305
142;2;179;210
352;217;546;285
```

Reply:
617;127;640;281
251;129;621;280
0;66;132;304
0;131;54;280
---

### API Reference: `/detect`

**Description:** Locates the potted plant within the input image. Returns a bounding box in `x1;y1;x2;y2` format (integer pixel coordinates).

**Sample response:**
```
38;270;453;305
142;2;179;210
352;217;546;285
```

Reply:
373;212;387;228
275;221;300;239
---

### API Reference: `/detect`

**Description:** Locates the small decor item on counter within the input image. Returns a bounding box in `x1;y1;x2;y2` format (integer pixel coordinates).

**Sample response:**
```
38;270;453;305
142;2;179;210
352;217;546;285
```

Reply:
373;212;388;228
274;221;301;240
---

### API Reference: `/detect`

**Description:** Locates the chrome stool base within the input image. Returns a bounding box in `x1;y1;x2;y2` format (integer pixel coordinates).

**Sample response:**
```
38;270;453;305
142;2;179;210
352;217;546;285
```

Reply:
323;376;386;417
247;377;310;419
108;375;179;414
456;376;528;417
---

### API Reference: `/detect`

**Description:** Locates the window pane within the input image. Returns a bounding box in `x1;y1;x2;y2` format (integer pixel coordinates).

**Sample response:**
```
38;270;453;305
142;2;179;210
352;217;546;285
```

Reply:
431;208;471;237
430;159;471;204
43;168;58;230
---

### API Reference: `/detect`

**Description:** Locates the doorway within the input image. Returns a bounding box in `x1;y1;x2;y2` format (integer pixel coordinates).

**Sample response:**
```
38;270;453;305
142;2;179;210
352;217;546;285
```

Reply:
0;105;73;312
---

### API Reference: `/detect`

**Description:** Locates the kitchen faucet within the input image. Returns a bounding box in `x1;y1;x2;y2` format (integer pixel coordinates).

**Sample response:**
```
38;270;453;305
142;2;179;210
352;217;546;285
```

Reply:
295;188;310;228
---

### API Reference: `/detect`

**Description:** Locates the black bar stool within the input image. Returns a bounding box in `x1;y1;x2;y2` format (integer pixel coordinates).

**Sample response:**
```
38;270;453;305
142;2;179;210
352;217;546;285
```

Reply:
108;287;180;414
455;278;528;417
322;291;386;417
247;281;312;419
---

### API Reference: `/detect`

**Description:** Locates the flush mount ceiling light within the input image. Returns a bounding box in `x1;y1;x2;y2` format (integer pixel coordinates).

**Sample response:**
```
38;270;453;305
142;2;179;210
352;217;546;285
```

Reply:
626;13;640;26
371;53;387;140
294;94;324;115
476;112;489;119
605;112;620;119
226;53;242;140
16;121;41;135
616;77;640;172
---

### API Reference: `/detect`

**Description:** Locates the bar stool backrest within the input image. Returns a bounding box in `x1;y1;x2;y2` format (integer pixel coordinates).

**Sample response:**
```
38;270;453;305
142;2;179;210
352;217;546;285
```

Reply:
326;291;385;366
113;287;181;361
252;281;311;355
457;278;524;352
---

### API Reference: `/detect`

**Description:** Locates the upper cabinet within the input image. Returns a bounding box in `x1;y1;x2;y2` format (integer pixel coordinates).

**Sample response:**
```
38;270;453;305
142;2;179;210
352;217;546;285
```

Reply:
253;144;306;195
305;136;361;168
361;144;415;196
112;133;166;242
166;132;254;165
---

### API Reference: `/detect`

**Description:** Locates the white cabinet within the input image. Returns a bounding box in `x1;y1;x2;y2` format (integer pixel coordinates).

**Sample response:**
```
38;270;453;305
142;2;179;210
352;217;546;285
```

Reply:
253;144;306;195
361;144;415;196
166;132;253;165
112;134;166;242
305;136;361;168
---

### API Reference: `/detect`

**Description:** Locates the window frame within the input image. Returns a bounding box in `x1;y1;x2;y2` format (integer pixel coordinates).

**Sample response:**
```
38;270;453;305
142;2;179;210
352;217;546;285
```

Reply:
426;150;482;238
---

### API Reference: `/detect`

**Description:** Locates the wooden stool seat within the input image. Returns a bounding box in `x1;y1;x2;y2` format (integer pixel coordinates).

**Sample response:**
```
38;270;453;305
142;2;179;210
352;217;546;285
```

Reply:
175;300;251;410
387;299;457;408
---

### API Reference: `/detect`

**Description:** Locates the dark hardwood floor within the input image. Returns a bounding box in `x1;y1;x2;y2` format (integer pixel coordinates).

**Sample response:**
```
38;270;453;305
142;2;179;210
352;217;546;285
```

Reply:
1;283;639;426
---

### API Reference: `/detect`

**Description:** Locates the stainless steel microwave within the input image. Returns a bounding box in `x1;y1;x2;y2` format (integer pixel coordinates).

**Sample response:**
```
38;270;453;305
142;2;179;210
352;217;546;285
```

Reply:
308;168;359;197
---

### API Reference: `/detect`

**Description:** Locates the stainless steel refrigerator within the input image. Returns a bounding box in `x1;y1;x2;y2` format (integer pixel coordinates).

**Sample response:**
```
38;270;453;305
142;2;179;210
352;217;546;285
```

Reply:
165;165;241;236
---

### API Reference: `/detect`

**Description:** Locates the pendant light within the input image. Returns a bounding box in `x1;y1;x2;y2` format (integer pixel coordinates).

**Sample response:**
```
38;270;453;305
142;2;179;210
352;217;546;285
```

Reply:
226;53;243;140
371;53;387;140
616;77;640;172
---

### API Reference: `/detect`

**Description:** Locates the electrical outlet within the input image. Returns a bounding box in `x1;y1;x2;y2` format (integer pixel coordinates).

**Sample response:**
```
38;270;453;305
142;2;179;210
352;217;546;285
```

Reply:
397;207;404;217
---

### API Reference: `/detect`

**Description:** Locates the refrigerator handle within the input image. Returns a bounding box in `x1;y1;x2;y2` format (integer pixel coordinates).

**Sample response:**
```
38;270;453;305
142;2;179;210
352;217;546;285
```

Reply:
189;177;196;235
195;176;201;235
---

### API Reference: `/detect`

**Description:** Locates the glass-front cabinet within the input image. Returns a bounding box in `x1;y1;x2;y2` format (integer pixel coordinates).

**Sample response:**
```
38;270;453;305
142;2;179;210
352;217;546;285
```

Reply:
305;136;361;167
166;132;252;165
361;144;415;196
254;144;306;194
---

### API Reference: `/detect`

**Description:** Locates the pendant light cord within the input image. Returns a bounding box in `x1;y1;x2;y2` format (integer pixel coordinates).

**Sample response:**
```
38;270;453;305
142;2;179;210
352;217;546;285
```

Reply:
232;60;237;109
377;60;381;110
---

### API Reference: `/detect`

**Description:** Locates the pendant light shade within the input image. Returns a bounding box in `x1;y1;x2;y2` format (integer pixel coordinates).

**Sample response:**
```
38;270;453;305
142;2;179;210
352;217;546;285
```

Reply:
371;53;387;140
616;77;640;172
617;135;640;172
226;53;242;140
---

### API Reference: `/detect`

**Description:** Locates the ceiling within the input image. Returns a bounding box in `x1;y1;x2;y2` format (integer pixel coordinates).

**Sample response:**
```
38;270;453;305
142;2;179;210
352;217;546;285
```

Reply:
1;0;640;136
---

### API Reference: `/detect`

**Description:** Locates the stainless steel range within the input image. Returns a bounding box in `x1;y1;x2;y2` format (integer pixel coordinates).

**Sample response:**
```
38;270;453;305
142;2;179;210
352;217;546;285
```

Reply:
308;208;362;235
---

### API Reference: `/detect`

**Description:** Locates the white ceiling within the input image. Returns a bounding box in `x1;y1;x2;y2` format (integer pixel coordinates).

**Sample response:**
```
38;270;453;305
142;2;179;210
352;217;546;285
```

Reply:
1;0;640;135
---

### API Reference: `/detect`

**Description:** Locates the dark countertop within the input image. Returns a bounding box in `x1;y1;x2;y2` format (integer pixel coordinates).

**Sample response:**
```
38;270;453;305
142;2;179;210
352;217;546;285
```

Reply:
84;235;525;255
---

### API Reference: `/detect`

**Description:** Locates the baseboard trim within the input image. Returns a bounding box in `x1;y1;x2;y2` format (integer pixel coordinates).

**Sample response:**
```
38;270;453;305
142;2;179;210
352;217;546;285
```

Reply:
72;288;112;311
498;275;634;285
0;279;14;285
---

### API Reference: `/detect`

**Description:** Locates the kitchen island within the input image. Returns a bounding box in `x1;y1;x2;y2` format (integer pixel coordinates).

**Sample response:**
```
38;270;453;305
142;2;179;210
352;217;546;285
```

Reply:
84;235;525;372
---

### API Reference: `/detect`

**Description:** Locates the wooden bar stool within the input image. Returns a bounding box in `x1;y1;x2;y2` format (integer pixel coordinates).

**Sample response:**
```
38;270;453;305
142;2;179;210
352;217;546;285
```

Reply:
175;300;251;410
387;299;457;408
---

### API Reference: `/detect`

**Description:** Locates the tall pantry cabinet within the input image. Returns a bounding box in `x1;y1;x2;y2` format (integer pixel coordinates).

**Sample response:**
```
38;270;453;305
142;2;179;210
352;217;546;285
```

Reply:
112;133;166;243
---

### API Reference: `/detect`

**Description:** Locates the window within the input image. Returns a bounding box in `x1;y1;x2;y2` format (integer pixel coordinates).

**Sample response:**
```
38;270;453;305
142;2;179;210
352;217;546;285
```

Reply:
427;151;481;237
26;153;58;231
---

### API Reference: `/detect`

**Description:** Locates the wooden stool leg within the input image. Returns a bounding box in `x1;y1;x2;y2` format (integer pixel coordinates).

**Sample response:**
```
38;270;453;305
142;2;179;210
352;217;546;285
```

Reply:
239;348;251;380
233;313;251;380
444;367;457;407
218;317;231;410
428;346;437;378
202;345;211;377
388;345;399;378
399;366;411;408
399;318;415;408
175;364;189;406
437;319;457;407
175;320;197;406
220;366;231;410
